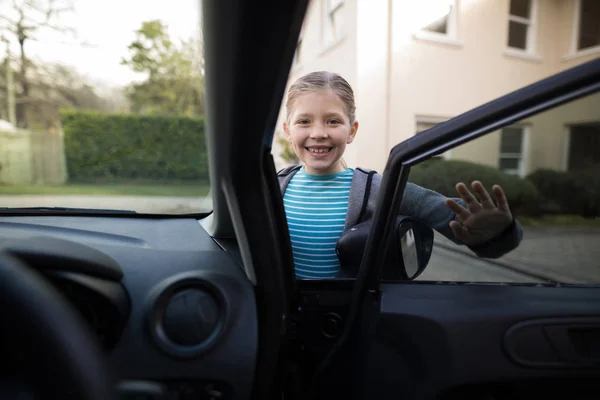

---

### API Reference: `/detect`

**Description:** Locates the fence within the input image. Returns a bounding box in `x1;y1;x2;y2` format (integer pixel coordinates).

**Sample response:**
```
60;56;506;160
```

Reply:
0;127;67;185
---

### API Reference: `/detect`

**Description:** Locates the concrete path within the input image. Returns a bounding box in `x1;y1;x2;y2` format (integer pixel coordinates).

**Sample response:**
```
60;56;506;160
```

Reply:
431;228;600;284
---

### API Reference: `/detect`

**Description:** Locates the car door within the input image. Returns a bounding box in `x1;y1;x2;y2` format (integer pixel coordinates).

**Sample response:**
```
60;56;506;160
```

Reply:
351;57;600;400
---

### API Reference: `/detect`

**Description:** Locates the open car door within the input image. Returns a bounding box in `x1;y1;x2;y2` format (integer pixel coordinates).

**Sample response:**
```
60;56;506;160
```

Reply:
312;57;600;400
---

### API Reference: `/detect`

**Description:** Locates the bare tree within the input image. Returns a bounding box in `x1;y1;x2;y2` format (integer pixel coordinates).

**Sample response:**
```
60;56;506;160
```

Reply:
27;62;119;127
0;0;75;127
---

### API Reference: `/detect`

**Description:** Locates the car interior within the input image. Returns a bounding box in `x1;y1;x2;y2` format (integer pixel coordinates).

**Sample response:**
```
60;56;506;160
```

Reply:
1;0;600;399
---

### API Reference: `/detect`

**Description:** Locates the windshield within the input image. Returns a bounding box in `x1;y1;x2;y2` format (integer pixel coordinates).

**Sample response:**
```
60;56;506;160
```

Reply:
0;0;210;214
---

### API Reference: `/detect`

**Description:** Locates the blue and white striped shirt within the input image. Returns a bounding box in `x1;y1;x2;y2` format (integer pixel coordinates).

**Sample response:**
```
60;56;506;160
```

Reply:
283;167;354;279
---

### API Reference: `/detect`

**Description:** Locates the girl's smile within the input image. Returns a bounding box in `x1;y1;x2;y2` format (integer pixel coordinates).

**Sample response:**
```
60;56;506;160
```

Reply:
306;146;333;157
284;89;358;175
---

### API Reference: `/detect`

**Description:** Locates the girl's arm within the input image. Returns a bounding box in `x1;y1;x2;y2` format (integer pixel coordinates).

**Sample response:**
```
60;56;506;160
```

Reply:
400;182;523;259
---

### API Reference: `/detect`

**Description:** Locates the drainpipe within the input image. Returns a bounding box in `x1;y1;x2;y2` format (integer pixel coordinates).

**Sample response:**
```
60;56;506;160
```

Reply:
385;0;393;155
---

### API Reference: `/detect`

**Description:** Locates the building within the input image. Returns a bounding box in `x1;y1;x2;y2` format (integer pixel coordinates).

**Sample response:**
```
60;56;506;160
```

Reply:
272;0;600;176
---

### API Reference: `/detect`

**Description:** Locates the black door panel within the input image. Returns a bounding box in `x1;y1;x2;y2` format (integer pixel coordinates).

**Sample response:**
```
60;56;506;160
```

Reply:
366;283;600;399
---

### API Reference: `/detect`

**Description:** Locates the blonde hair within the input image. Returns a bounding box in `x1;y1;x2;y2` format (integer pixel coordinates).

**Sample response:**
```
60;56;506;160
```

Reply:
285;71;356;124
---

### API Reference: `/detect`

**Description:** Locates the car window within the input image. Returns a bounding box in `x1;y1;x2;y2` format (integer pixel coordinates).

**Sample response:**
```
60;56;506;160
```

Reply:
0;0;209;214
411;91;600;284
272;0;600;282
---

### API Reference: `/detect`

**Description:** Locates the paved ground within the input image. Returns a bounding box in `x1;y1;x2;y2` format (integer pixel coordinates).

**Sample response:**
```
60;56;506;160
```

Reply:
417;245;542;283
426;228;600;284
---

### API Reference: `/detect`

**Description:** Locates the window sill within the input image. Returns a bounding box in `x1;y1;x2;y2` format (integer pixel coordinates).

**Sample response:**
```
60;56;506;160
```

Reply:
413;31;463;48
563;45;600;61
503;49;542;62
319;36;347;57
501;168;521;175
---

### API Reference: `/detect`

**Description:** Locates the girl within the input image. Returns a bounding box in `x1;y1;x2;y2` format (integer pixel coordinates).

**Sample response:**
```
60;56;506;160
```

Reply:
278;71;522;280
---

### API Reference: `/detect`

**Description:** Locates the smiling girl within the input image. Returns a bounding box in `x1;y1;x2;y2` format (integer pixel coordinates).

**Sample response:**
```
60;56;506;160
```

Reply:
278;71;522;280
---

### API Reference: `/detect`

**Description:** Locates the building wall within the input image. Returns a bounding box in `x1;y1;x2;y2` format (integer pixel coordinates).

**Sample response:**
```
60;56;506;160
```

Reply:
527;90;600;172
272;0;600;174
450;90;600;175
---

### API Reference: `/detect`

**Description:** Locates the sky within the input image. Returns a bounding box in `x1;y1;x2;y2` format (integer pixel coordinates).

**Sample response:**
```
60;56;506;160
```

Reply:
0;0;201;87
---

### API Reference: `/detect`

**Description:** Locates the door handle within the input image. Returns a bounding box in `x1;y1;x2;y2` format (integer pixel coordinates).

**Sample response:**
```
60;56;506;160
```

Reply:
504;317;600;369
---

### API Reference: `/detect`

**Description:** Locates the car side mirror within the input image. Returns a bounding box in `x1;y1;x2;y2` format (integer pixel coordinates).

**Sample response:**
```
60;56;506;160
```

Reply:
336;216;433;280
392;217;433;280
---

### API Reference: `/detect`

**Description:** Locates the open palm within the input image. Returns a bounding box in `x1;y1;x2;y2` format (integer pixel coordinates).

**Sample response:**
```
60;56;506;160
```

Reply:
444;181;513;246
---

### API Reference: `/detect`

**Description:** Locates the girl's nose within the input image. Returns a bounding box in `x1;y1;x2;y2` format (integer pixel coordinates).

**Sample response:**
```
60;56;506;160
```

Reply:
309;124;328;139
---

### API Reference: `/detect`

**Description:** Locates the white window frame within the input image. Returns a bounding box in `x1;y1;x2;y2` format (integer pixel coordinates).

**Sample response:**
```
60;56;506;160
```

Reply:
414;0;462;47
498;125;530;178
505;0;538;57
565;0;600;60
322;0;345;48
415;115;453;160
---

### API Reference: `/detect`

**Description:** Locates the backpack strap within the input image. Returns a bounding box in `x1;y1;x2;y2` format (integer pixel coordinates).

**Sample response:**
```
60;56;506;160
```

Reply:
356;170;376;224
277;164;302;194
344;168;380;231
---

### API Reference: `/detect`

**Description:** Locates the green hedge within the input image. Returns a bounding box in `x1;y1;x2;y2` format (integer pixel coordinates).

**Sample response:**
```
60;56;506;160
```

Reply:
409;159;540;216
60;110;208;183
527;168;600;218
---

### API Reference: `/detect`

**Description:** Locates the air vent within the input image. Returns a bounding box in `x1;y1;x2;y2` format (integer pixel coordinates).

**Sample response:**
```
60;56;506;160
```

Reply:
163;288;220;345
148;275;227;358
0;236;130;351
46;272;130;351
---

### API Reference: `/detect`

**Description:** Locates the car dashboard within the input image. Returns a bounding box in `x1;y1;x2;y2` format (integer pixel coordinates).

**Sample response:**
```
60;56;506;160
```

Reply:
0;215;257;400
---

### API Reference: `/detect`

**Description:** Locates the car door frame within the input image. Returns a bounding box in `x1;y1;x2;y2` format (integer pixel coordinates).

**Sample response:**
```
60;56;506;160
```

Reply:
200;0;309;399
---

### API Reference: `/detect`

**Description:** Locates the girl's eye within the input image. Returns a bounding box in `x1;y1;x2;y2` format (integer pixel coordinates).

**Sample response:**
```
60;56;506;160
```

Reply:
328;119;341;124
297;119;309;125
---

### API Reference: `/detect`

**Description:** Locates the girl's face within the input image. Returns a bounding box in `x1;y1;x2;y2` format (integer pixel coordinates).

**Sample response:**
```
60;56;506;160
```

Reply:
284;89;358;175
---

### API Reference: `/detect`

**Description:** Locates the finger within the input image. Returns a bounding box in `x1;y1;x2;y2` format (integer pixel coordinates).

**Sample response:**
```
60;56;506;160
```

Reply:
449;221;470;243
455;182;482;213
492;184;511;213
445;198;471;223
471;181;495;209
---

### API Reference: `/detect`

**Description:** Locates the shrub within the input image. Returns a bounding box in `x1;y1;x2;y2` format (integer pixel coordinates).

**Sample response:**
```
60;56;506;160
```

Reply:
60;110;208;183
409;159;540;216
527;168;600;218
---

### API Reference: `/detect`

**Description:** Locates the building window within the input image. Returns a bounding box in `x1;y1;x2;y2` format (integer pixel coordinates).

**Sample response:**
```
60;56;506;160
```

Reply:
507;0;536;53
414;1;462;47
499;126;527;176
567;123;600;171
323;0;344;46
416;121;438;134
421;0;457;37
416;119;451;160
576;0;600;51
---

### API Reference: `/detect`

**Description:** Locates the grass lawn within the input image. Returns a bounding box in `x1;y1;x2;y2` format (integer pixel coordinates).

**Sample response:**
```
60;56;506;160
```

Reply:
0;182;210;197
519;214;600;229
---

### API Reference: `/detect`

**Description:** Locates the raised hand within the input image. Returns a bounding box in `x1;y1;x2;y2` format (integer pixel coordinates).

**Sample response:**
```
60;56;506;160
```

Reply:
444;181;514;246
